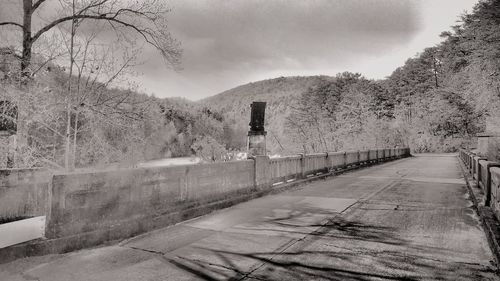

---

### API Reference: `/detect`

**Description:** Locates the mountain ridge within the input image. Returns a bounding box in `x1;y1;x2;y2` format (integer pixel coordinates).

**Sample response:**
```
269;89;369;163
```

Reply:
202;75;338;154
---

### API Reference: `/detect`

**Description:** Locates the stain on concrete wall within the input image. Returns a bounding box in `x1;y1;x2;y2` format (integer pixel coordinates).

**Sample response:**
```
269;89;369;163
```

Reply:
46;160;255;239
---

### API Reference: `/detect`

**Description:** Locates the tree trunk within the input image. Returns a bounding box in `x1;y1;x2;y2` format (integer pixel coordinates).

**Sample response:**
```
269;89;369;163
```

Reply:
71;110;79;169
64;1;77;171
21;0;32;78
64;102;72;170
432;56;439;88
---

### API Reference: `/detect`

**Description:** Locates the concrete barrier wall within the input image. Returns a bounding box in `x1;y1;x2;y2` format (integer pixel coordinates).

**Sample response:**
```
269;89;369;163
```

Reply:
0;147;407;257
269;148;408;188
269;156;302;184
490;167;500;216
460;149;500;219
0;169;49;222
0;147;410;262
346;151;359;165
478;160;489;191
478;160;500;205
304;153;328;175
473;156;481;179
378;149;384;159
461;149;477;177
326;152;345;169
46;160;255;239
359;150;370;162
47;148;409;239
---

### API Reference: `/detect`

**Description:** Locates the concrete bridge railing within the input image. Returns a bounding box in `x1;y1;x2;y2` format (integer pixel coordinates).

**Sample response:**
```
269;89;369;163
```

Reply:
0;169;50;223
459;149;500;216
267;148;409;186
45;147;409;243
0;147;409;262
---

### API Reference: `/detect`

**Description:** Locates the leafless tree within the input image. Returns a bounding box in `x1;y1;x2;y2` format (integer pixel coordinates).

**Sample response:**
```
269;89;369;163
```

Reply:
0;0;181;79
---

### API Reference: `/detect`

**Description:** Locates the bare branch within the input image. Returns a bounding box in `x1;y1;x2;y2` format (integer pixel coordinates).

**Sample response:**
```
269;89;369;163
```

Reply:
32;0;48;11
0;22;23;29
30;50;65;76
29;2;180;67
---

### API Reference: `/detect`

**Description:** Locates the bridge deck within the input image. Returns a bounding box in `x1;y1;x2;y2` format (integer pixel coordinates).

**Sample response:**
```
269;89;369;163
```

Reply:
1;154;498;280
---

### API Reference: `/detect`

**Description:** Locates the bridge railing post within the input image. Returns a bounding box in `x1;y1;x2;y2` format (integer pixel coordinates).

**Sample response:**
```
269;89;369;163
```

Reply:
253;155;271;190
467;152;473;172
473;156;487;180
325;152;330;173
478;160;500;206
299;153;306;179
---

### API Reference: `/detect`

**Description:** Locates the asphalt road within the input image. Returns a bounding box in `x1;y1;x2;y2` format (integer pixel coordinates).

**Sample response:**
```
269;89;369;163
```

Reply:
1;154;498;280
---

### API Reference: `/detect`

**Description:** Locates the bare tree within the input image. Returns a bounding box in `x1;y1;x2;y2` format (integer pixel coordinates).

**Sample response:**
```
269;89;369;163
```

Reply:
0;0;181;78
58;13;151;170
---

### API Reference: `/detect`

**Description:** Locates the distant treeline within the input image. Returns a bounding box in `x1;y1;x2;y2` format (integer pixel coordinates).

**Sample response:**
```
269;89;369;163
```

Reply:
0;54;237;169
208;0;499;154
1;0;499;169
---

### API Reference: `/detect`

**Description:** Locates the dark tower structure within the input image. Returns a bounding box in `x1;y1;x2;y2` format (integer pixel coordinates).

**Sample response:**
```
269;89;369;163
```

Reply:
247;102;267;157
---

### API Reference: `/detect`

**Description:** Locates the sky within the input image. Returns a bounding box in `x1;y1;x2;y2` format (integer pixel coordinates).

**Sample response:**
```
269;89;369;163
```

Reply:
0;0;479;100
135;0;478;100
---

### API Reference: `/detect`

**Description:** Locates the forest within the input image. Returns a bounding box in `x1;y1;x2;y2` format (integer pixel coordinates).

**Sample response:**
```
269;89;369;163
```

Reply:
208;0;500;155
0;0;499;169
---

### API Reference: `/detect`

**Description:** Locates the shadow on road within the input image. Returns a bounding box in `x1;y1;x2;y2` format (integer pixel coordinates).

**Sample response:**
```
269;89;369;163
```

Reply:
164;214;497;280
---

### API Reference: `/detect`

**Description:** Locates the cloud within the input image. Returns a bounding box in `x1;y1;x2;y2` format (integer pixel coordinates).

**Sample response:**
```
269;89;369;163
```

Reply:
174;0;418;70
0;0;478;100
137;0;422;99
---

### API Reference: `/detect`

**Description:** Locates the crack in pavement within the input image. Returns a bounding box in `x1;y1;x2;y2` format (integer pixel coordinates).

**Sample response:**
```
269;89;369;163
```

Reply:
125;245;168;256
236;180;401;280
319;243;495;267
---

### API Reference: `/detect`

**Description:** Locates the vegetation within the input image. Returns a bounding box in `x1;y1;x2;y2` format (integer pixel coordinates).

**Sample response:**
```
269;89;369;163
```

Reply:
0;55;231;169
383;0;500;151
1;0;499;169
0;0;181;80
207;0;500;154
0;0;220;169
203;76;336;154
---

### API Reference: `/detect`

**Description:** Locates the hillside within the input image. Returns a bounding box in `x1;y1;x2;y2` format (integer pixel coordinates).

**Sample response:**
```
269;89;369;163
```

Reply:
203;76;335;154
0;47;231;169
2;0;499;168
203;0;500;154
203;76;333;108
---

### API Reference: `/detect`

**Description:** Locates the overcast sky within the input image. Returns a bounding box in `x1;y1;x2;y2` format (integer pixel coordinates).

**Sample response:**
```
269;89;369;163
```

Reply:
130;0;475;100
0;0;478;100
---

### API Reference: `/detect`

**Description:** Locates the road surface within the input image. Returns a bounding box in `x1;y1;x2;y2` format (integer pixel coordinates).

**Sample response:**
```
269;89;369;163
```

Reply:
0;154;498;280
